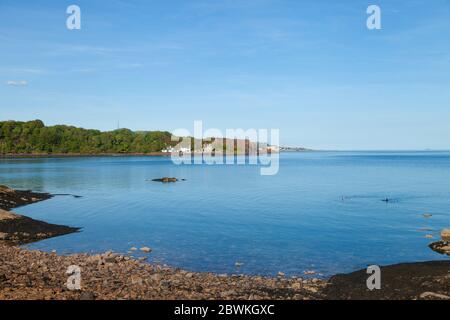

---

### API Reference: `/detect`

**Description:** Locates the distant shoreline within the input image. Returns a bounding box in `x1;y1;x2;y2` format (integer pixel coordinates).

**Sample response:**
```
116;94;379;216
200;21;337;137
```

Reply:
0;152;172;158
2;150;450;159
0;151;296;158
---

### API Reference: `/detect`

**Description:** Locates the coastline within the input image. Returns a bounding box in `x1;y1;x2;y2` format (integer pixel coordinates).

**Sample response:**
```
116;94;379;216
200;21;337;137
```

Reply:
0;187;448;300
0;152;172;158
0;150;308;159
0;186;79;243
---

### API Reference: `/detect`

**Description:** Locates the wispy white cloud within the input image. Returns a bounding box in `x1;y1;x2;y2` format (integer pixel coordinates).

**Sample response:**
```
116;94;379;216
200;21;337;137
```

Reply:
0;67;47;75
53;44;128;56
6;80;28;86
12;68;46;74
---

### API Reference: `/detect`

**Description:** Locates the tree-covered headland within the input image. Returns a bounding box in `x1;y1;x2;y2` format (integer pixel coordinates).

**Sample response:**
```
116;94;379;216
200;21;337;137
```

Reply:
0;120;174;154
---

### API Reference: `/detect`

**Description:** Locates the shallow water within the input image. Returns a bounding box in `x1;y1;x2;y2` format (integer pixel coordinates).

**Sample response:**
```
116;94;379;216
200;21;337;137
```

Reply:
0;151;449;276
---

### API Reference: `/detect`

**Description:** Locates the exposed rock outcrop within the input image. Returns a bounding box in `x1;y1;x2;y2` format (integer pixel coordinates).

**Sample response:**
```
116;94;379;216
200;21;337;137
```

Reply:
0;185;52;211
0;209;80;244
151;177;179;183
0;186;79;244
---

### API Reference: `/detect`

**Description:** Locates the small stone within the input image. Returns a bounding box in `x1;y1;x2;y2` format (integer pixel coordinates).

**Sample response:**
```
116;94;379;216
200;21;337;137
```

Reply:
277;272;285;277
80;291;95;300
220;290;237;298
423;213;433;218
419;292;450;300
304;286;318;293
425;234;434;239
291;282;302;290
150;274;161;282
441;229;450;241
140;247;152;253
0;232;9;240
131;275;143;285
130;247;137;251
304;270;316;275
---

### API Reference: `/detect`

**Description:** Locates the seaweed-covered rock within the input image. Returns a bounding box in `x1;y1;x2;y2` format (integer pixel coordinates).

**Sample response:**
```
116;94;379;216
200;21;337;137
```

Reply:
0;209;80;244
152;177;178;183
0;186;79;244
429;241;450;256
0;185;52;211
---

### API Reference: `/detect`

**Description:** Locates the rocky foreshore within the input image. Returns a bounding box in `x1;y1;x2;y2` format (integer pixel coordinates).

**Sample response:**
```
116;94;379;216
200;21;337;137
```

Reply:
0;185;52;211
0;186;79;244
0;245;448;300
324;260;450;300
0;185;448;300
0;244;326;300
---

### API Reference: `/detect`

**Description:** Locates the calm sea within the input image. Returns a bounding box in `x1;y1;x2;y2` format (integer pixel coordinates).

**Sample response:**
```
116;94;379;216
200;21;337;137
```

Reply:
1;152;449;276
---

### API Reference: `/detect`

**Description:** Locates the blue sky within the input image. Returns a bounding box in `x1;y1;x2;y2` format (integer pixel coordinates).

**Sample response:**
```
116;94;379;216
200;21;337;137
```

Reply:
1;0;449;150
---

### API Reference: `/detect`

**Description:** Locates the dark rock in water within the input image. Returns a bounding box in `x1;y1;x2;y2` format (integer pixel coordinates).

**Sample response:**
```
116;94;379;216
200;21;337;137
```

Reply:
429;230;450;255
0;186;80;245
0;209;80;245
429;241;450;256
324;260;450;300
0;186;52;211
152;177;178;183
381;198;399;203
53;194;83;199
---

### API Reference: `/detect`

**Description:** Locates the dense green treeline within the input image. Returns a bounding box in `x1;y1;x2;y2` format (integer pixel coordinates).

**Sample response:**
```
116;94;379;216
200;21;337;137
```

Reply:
0;120;175;154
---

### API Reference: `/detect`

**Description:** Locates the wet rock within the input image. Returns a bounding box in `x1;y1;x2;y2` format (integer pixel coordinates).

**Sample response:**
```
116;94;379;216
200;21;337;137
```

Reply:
140;247;152;253
0;209;79;245
0;186;52;211
324;261;450;300
304;270;316;275
419;292;450;300
441;229;450;241
151;177;178;183
0;187;79;245
429;241;450;256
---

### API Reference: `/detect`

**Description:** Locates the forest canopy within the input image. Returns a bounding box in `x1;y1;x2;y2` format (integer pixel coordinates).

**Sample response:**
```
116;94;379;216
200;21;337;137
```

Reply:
0;120;175;154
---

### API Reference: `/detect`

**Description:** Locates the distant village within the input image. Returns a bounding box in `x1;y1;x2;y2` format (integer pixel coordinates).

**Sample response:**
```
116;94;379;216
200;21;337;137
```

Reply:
160;143;300;154
161;143;281;154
